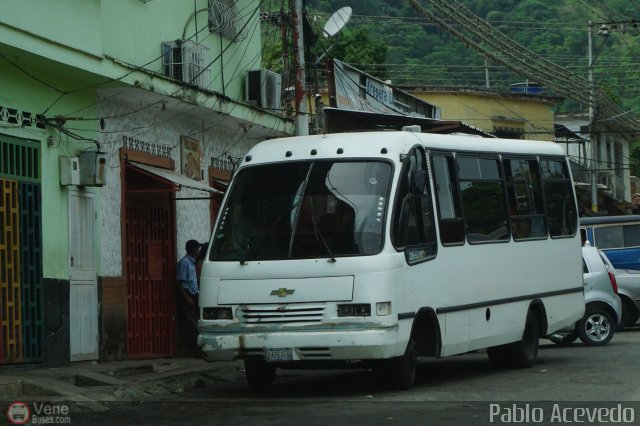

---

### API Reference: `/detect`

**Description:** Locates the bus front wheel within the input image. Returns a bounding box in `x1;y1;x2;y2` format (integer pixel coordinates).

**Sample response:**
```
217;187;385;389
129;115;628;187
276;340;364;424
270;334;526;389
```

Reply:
386;339;418;390
244;358;276;391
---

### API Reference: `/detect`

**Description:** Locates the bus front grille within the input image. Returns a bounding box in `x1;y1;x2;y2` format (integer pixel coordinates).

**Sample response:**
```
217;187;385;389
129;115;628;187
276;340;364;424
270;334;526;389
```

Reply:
239;305;325;324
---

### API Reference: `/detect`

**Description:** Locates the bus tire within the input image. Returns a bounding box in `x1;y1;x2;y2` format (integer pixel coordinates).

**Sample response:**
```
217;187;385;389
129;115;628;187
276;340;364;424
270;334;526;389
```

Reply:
486;345;509;368
244;358;276;391
387;339;418;390
506;311;539;368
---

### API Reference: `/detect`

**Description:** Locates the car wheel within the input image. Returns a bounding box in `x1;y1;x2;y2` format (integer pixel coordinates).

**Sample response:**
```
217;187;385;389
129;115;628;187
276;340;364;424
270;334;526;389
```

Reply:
577;308;614;346
506;311;539;368
244;358;276;391
547;332;578;345
386;339;418;390
620;298;640;329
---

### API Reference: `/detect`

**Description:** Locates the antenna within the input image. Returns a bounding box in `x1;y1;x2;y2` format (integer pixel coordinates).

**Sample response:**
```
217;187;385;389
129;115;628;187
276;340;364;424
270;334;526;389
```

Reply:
322;6;352;37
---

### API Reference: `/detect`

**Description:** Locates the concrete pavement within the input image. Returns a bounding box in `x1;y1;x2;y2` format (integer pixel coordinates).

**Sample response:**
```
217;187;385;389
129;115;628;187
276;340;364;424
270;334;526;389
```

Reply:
0;357;244;411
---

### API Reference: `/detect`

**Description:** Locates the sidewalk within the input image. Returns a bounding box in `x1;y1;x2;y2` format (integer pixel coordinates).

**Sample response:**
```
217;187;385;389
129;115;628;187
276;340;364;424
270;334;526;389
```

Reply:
0;357;244;411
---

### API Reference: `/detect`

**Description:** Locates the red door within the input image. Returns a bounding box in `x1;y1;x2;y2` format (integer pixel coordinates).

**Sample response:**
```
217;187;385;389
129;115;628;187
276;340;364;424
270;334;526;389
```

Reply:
124;168;176;358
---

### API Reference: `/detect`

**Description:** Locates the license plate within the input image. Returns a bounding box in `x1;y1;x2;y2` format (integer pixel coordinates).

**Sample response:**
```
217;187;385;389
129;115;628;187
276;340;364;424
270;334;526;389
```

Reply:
265;348;293;362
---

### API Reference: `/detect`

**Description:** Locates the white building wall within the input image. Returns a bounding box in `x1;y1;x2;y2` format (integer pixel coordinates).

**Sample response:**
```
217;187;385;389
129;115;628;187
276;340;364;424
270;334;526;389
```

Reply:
98;95;257;277
556;116;632;204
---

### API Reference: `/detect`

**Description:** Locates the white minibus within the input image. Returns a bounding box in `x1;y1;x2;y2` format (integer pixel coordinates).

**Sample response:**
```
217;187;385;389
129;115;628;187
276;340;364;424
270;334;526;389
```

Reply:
198;131;585;390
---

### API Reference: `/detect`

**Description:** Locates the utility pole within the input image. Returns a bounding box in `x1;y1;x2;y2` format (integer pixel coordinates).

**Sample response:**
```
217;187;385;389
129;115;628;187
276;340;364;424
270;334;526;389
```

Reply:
292;0;308;136
588;21;598;213
484;56;490;88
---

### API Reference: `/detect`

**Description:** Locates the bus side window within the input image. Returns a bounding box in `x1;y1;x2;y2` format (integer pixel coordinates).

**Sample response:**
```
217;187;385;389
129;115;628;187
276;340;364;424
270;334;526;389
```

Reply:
503;158;547;241
540;158;577;238
392;147;437;263
430;154;465;245
457;155;510;243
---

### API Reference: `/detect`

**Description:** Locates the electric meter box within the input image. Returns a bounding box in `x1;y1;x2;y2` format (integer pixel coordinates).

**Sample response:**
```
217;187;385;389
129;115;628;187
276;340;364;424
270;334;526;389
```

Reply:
79;151;107;186
60;156;80;186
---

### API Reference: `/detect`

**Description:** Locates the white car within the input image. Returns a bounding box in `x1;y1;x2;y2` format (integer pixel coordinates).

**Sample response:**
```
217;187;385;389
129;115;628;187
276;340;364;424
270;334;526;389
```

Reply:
548;246;622;346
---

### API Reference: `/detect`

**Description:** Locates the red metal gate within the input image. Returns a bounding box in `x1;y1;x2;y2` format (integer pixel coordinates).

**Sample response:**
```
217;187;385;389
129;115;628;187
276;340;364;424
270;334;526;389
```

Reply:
125;189;176;359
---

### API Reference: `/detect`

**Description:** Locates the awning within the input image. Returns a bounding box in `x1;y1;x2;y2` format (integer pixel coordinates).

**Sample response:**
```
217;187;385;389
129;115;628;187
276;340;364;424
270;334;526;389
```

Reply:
323;107;494;137
127;162;222;194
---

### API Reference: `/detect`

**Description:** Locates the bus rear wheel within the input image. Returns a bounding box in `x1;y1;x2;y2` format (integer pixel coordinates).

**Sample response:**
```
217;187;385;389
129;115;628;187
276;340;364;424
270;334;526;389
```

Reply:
487;311;539;369
244;358;276;391
506;311;539;368
487;345;509;368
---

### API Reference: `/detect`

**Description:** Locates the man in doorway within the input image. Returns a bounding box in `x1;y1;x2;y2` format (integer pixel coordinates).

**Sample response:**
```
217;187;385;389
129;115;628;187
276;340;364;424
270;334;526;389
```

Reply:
176;239;202;356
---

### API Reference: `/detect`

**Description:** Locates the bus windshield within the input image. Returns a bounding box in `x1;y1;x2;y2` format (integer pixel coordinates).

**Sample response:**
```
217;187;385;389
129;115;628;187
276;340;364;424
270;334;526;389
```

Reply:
211;160;393;261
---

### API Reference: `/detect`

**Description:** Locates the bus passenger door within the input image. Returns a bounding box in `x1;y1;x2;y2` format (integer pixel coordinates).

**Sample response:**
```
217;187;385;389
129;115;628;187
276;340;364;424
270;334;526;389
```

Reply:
429;152;470;356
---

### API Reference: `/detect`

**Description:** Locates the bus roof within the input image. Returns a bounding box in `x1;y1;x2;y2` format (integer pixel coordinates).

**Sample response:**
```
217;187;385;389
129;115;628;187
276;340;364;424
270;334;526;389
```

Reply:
241;131;565;166
580;215;640;226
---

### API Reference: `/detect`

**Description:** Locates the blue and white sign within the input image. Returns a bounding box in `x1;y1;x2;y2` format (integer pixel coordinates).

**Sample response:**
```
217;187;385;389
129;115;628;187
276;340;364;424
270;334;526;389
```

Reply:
365;78;394;109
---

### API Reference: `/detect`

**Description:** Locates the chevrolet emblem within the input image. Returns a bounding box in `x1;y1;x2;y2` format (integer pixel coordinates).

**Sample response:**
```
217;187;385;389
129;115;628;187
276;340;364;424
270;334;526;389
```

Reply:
270;288;295;297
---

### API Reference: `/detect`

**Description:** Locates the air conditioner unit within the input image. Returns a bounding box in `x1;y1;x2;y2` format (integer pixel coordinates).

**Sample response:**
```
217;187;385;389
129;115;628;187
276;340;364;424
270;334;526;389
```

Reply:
246;69;282;111
162;40;210;88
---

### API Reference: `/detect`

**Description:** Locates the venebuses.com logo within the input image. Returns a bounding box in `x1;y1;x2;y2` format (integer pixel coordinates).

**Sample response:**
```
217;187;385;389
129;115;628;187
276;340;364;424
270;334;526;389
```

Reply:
6;402;30;425
5;401;71;425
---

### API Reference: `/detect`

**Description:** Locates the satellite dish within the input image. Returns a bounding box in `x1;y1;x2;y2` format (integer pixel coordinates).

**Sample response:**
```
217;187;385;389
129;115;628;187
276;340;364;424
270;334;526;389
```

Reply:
323;6;352;38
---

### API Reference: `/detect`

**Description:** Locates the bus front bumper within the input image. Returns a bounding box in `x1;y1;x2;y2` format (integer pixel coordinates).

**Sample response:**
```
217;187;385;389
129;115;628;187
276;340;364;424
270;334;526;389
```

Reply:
197;325;400;362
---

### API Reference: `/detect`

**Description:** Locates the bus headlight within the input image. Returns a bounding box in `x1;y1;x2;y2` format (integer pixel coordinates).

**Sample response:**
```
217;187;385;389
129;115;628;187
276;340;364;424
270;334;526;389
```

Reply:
202;307;233;320
337;304;371;317
376;302;391;316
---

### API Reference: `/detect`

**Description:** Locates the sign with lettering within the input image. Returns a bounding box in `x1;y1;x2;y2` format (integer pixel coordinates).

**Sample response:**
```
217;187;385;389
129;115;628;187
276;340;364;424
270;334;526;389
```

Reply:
366;78;394;109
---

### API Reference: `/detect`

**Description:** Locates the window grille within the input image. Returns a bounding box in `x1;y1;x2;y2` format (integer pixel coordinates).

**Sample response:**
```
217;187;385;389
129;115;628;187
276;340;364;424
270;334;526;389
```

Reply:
161;40;211;88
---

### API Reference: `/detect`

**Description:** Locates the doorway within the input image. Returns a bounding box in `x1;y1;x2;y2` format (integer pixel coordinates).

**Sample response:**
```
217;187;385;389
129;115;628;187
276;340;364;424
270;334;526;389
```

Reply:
124;165;176;358
69;189;98;361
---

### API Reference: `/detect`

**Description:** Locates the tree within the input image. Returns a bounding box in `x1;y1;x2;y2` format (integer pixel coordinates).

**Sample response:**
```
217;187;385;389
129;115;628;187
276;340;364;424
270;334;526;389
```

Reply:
330;27;388;78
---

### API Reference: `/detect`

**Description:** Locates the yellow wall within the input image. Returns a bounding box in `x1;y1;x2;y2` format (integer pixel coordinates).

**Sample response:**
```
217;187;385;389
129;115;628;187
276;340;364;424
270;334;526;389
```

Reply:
411;91;557;141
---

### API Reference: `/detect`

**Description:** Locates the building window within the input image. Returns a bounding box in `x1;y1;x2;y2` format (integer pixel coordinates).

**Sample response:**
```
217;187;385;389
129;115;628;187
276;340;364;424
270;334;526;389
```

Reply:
493;126;524;139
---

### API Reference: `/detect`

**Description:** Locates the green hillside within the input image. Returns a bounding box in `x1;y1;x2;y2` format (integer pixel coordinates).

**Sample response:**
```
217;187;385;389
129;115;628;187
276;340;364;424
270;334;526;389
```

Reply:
303;0;640;112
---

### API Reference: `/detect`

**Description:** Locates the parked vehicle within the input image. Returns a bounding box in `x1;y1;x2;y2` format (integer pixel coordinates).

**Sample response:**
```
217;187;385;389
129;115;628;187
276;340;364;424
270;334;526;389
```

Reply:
580;215;640;271
548;246;621;346
609;269;640;328
580;215;640;329
199;131;585;390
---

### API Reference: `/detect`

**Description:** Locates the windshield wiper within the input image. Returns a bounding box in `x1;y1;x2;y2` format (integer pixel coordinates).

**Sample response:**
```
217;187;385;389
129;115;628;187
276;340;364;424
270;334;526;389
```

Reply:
309;199;336;263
